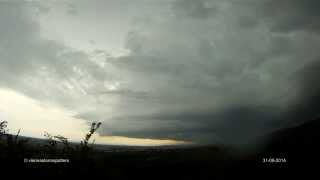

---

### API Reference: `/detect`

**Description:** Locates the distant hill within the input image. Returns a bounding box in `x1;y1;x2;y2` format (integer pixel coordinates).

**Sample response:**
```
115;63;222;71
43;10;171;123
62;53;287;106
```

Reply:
261;117;320;158
237;117;320;178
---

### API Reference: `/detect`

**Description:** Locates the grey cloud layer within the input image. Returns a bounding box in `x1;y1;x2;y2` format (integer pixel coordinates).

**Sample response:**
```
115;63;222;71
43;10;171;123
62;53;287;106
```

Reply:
1;0;320;145
260;0;320;33
97;0;320;144
0;1;113;110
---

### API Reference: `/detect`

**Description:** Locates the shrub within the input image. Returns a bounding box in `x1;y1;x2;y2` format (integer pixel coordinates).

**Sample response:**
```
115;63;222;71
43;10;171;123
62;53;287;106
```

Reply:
0;121;8;137
54;135;73;156
81;122;101;149
44;132;58;156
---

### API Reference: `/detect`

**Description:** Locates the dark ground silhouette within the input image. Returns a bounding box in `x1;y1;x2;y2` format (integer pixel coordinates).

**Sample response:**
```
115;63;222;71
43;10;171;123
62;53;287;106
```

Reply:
1;118;319;179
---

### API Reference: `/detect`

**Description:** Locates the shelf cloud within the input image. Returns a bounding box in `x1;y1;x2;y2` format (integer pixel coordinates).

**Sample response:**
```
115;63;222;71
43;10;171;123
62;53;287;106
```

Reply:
1;0;319;145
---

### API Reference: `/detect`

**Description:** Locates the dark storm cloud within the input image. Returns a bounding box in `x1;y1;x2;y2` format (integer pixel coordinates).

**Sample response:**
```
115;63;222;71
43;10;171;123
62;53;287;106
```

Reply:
285;59;320;124
260;0;320;33
92;0;320;145
98;89;149;99
171;0;216;19
1;0;320;146
99;106;284;144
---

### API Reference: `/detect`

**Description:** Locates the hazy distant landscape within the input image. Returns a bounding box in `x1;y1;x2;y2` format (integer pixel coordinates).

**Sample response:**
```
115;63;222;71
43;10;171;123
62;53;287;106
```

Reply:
2;118;320;178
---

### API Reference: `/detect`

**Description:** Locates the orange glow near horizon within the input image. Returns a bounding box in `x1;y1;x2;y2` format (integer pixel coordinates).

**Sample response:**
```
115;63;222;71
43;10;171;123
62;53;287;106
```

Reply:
95;135;191;146
0;88;190;146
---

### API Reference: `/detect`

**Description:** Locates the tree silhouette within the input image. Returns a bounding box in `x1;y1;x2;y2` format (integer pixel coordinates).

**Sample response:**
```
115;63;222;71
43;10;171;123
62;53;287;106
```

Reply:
82;122;102;147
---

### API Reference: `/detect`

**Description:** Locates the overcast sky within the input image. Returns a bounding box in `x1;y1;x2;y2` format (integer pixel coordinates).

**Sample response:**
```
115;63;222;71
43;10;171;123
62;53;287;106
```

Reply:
0;0;319;146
